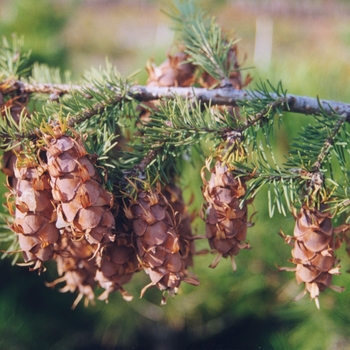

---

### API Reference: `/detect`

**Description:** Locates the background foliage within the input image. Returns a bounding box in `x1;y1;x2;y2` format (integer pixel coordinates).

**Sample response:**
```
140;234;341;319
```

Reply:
1;0;350;349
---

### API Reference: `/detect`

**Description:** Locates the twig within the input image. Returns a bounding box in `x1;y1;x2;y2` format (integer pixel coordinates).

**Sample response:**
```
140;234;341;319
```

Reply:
312;116;347;172
130;86;350;122
13;81;350;122
19;81;82;95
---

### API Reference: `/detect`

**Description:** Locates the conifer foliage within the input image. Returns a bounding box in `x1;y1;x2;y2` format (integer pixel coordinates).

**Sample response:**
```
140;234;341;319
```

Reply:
1;2;350;309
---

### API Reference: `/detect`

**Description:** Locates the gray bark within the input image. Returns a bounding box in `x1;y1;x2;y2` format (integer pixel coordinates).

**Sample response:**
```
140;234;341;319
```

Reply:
20;81;350;121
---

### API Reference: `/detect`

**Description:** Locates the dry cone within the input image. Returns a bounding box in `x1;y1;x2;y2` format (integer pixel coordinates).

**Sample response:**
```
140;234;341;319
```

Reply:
10;156;60;271
125;186;199;303
95;236;139;302
44;130;115;247
162;184;196;268
46;232;97;309
202;160;250;270
280;204;344;308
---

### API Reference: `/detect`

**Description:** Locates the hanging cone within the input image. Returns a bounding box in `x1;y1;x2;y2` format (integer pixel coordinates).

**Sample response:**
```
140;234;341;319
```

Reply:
95;236;139;302
124;186;199;303
202;160;250;270
280;204;344;308
146;51;196;87
162;184;196;268
44;129;115;247
9;156;60;271
46;232;97;309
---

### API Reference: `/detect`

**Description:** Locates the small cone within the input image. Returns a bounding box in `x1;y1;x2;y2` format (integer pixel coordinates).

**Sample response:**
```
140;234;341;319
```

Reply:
202;160;250;270
146;51;196;88
138;51;197;124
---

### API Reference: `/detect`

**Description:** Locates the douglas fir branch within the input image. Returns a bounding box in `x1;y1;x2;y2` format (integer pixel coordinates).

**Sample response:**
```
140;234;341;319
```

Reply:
1;1;350;309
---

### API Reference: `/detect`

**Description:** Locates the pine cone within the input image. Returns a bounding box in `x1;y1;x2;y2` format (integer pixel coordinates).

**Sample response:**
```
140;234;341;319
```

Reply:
281;205;344;308
125;187;199;303
46;232;97;309
202;160;250;270
45;131;115;246
146;51;196;87
162;184;196;268
95;236;139;302
10;157;60;271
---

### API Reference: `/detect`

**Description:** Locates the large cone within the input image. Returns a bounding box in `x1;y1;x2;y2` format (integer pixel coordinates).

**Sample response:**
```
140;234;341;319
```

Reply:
10;158;60;271
202;160;250;270
124;187;199;303
44;130;115;246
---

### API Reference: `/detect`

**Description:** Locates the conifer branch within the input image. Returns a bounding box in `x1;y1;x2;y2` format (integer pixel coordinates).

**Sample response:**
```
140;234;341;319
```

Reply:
130;86;350;122
15;82;350;122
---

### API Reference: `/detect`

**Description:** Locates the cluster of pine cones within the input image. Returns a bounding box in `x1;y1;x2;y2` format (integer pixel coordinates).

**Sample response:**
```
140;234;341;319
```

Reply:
3;125;201;306
0;46;345;308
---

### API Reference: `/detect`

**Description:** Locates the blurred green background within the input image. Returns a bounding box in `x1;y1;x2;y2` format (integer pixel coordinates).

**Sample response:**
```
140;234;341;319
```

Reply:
1;0;350;349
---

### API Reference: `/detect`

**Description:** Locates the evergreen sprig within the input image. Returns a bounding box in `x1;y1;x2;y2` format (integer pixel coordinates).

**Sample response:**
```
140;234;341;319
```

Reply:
238;81;288;147
0;35;31;79
120;95;241;184
37;62;133;131
166;0;240;85
30;63;66;85
0;108;33;151
285;108;348;175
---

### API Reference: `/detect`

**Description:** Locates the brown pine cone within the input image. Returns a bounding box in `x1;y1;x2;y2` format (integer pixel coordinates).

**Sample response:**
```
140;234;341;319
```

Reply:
124;187;199;303
202;160;250;270
10;157;60;271
95;236;139;302
44;130;115;246
281;204;344;308
46;232;97;309
146;51;196;88
162;184;196;268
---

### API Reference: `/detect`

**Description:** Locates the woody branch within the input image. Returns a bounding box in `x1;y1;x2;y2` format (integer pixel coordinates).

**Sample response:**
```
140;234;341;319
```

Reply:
17;81;350;121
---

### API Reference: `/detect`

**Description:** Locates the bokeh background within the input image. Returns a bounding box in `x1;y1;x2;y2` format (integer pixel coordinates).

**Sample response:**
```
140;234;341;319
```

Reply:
1;0;350;349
